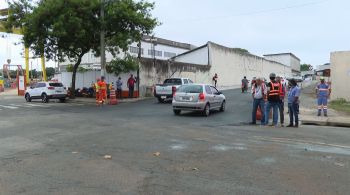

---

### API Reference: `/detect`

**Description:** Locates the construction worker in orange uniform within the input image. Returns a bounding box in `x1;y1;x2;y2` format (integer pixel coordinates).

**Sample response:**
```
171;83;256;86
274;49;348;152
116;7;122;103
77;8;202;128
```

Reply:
94;78;100;105
98;76;107;105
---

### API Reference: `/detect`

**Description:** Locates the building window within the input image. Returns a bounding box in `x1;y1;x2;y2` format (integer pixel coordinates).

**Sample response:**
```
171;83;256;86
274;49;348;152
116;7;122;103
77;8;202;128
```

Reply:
164;52;176;58
148;49;162;57
129;46;144;55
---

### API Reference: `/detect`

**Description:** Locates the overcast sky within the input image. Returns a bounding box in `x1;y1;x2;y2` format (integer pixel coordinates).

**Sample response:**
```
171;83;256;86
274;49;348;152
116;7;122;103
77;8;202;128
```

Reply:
1;0;350;69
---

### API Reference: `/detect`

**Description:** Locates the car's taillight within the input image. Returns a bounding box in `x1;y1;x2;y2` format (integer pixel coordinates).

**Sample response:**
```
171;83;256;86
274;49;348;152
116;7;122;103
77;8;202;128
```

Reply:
172;86;176;96
47;86;54;90
199;93;205;101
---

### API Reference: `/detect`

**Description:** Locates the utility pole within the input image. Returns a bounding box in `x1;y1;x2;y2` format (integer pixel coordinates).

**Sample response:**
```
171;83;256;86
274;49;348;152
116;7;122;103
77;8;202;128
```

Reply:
137;40;141;98
100;0;106;77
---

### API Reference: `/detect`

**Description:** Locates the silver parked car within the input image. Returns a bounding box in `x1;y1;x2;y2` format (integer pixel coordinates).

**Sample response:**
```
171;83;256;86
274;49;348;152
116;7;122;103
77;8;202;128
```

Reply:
172;84;226;116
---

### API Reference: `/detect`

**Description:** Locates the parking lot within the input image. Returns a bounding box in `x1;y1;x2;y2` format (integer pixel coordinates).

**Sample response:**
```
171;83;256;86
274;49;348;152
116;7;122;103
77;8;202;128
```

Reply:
0;89;349;194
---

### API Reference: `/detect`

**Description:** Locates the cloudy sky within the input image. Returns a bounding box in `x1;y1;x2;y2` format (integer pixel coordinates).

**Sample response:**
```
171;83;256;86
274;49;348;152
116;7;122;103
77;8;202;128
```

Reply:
1;0;349;69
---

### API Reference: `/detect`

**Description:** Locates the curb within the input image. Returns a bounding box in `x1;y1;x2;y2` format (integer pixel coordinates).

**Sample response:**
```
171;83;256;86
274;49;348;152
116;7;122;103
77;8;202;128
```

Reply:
67;97;151;104
301;117;350;128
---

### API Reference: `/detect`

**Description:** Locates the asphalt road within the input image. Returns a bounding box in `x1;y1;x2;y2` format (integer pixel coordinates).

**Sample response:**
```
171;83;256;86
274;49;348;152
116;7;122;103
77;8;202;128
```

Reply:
0;89;349;195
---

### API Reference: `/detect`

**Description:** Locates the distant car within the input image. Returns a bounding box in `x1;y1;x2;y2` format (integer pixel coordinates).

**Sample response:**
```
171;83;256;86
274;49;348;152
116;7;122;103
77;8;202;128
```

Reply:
154;78;193;103
25;82;67;103
172;84;226;116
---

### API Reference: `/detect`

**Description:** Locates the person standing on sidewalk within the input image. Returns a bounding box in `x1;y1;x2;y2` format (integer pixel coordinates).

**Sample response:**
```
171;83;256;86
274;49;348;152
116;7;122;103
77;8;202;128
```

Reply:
250;78;267;125
265;73;280;127
276;76;286;127
116;77;123;99
316;77;331;117
287;79;300;128
127;74;136;98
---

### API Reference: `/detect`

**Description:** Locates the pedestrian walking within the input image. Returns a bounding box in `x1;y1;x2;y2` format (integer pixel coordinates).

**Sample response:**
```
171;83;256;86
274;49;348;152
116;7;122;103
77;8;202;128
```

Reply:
97;76;107;105
212;73;218;88
265;73;280;127
116;77;123;99
250;78;267;125
287;79;300;128
276;76;286;127
241;76;249;93
316;77;331;117
127;74;136;98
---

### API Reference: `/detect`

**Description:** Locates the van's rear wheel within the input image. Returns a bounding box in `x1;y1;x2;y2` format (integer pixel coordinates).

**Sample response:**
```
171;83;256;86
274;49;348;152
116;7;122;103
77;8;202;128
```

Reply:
203;104;210;117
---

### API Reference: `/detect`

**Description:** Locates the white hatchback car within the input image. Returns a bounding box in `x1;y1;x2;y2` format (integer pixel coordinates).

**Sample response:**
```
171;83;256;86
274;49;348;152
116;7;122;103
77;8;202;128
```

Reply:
25;82;67;103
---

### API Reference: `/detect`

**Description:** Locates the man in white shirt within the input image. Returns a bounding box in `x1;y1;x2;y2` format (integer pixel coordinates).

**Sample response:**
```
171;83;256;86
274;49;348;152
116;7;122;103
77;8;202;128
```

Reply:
251;78;267;125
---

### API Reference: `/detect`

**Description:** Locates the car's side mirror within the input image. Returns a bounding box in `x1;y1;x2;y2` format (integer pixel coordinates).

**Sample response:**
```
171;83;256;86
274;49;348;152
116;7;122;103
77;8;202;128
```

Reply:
216;91;222;95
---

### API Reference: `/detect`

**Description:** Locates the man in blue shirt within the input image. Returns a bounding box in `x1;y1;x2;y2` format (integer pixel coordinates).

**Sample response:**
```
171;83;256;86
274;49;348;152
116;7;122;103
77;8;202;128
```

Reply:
287;79;300;128
316;77;330;117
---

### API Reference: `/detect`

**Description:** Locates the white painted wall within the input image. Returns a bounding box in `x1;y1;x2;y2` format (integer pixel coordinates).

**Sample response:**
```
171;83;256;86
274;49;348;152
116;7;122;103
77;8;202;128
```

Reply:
264;54;300;73
207;42;292;88
330;51;350;101
174;46;209;65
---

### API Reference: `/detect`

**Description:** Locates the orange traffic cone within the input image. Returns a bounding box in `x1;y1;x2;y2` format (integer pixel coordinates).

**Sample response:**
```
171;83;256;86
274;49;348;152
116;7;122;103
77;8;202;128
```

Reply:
109;87;118;105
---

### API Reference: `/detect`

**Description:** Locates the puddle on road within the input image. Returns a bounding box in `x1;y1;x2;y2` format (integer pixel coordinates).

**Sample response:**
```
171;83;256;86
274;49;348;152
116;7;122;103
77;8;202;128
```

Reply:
255;157;276;165
170;144;187;150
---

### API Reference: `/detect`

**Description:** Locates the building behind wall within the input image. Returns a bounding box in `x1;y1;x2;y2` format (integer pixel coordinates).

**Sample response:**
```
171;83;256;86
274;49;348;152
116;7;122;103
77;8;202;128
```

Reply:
59;35;195;71
330;51;350;101
263;53;301;77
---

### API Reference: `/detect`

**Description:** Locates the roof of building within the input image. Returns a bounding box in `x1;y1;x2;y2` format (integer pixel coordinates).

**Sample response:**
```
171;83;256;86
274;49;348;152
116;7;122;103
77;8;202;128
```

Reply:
142;35;195;50
263;53;300;61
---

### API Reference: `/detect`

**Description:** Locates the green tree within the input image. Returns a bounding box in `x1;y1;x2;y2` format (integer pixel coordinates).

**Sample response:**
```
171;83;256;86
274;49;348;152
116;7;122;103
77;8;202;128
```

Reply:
300;64;313;71
45;67;55;79
106;54;139;76
7;0;158;97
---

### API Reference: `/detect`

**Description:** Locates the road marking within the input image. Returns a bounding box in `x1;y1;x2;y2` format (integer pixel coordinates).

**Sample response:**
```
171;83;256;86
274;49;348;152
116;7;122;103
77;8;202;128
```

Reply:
25;104;47;107
0;105;19;109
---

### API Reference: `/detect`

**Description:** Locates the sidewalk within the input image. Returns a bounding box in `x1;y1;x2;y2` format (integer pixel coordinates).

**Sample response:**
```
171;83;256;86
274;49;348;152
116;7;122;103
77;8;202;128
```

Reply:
68;96;151;104
299;81;350;127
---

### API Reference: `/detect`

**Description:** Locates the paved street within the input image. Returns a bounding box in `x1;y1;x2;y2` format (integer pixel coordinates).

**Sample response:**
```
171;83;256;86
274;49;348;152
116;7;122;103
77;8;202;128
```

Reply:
0;89;349;195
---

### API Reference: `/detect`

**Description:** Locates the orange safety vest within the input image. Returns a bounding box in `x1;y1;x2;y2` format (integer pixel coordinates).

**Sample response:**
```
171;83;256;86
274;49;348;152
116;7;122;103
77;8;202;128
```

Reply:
269;82;280;97
98;81;107;90
279;82;285;98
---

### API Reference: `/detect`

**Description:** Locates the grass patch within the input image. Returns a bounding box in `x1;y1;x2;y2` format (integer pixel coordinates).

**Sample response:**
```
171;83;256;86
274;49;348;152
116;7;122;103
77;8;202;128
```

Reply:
329;98;350;114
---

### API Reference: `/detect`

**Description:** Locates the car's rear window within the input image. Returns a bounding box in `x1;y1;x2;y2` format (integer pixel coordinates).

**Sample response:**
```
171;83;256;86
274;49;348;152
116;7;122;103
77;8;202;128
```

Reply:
164;79;182;85
178;85;203;93
49;83;63;87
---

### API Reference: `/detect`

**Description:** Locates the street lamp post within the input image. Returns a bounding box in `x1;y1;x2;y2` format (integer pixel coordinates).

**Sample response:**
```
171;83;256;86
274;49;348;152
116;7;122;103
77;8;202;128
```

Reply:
137;41;141;98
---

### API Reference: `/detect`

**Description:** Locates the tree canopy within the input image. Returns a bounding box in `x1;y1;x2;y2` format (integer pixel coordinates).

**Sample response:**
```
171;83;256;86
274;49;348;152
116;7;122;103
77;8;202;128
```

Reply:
300;64;313;71
6;0;158;97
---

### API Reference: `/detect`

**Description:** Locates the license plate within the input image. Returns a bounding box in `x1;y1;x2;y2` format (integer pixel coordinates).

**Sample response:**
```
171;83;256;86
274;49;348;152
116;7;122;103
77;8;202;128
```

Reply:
182;96;191;101
161;96;166;99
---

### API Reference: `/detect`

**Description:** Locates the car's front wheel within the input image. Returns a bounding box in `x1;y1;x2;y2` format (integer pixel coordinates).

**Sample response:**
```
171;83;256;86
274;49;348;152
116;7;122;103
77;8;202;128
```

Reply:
41;93;49;103
220;101;226;112
25;93;32;102
173;109;181;115
203;104;210;117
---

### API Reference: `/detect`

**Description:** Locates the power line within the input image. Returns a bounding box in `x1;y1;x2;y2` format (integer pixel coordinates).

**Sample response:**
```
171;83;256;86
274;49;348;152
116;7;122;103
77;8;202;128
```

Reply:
163;0;329;25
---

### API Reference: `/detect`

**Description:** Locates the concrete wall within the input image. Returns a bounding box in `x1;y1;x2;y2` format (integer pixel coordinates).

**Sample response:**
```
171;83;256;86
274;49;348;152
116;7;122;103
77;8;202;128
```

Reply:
330;51;350;101
208;42;292;88
174;46;209;65
53;71;136;91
